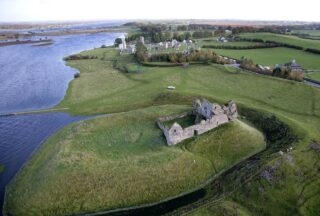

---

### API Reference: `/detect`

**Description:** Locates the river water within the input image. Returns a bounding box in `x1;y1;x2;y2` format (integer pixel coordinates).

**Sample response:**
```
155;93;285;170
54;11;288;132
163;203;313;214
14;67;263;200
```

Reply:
0;30;122;214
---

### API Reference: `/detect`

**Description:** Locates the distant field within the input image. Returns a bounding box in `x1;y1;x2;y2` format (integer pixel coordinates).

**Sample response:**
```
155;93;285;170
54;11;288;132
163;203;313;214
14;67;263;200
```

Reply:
214;47;320;69
305;72;320;82
291;30;320;36
200;40;258;47
4;106;265;215
239;32;320;50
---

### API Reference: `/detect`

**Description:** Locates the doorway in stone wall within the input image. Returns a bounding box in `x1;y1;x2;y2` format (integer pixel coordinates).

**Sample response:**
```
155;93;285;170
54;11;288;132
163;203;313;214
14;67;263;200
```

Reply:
194;130;199;136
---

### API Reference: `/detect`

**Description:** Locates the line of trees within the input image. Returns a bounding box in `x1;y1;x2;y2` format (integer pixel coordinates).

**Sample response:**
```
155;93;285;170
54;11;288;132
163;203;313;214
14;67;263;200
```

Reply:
192;31;213;39
202;43;279;50
240;57;303;82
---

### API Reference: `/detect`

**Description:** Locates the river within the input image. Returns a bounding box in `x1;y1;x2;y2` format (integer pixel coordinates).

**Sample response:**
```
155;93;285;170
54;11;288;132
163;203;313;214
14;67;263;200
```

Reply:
0;29;122;215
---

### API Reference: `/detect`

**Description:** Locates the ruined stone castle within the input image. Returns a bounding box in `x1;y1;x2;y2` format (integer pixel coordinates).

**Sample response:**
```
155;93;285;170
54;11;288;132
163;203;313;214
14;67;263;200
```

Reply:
157;99;238;145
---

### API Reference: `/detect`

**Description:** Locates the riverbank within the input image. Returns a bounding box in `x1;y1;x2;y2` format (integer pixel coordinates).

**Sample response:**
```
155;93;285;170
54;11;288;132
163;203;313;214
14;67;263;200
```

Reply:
0;39;53;47
0;31;123;215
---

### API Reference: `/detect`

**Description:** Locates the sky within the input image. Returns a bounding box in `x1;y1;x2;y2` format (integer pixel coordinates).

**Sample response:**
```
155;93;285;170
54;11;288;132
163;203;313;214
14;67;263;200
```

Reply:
0;0;319;22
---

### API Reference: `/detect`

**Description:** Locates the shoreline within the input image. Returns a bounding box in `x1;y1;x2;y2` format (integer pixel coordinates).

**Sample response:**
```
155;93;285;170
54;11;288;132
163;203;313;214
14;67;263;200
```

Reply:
0;39;53;47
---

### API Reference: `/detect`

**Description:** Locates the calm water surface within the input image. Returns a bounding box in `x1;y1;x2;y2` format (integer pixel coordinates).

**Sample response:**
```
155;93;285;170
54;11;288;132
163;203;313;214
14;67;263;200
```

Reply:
0;32;122;113
0;31;122;214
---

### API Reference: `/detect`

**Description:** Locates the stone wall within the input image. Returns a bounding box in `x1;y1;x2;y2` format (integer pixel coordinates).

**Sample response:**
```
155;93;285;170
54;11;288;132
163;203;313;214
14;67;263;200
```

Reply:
158;99;238;146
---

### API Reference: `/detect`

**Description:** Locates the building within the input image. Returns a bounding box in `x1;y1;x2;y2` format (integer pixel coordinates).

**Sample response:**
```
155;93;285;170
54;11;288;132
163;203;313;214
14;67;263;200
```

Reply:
171;39;178;47
139;36;145;44
119;35;126;50
217;37;228;43
157;99;238;145
275;59;304;72
284;59;303;71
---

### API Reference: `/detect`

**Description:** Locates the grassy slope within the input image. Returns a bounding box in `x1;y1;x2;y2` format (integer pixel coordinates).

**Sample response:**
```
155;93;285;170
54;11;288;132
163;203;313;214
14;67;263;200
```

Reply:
239;32;320;50
189;201;251;216
4;106;264;216
214;47;320;69
56;48;320;216
57;48;320;120
5;47;320;215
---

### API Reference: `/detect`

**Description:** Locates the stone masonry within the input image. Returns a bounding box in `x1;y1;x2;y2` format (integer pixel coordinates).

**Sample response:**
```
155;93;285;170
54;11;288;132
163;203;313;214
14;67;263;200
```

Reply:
157;99;238;145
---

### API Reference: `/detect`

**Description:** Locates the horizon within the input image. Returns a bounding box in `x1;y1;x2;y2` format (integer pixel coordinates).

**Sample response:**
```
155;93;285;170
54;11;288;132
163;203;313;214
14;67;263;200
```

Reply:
1;0;320;23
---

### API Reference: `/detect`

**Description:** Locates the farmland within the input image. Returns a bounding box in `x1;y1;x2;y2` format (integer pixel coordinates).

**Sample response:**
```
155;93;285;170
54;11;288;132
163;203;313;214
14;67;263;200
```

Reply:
239;32;320;50
214;47;320;69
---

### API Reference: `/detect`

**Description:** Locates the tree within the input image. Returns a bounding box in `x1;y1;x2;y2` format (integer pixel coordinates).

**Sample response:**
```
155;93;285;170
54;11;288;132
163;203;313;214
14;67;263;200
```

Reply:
135;42;148;63
114;38;122;47
185;32;192;40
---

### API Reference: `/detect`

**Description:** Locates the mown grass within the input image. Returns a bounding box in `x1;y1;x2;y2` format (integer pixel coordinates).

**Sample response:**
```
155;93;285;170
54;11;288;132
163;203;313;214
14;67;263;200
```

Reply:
306;72;320;82
239;32;320;50
4;106;265;216
214;47;320;69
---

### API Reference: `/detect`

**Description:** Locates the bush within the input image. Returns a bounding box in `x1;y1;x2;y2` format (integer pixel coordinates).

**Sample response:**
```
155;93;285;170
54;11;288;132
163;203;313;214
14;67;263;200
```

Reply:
74;73;80;78
64;55;98;61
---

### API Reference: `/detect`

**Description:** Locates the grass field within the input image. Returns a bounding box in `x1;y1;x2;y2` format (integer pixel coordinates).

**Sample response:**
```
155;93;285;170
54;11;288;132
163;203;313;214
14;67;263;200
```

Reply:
214;47;320;69
5;47;320;215
200;40;262;48
305;72;320;82
239;32;320;50
4;106;265;216
291;30;320;37
57;47;320;117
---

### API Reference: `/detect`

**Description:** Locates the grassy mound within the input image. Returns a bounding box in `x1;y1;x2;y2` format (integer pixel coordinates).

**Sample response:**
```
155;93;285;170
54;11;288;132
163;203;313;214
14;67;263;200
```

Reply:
4;106;265;216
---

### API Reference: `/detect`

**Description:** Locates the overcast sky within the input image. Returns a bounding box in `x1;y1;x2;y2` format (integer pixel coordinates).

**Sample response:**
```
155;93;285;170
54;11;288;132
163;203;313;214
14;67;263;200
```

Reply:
0;0;319;22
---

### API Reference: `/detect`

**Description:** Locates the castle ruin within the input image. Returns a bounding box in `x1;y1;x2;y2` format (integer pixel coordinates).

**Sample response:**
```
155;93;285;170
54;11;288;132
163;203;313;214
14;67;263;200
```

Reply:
157;99;238;145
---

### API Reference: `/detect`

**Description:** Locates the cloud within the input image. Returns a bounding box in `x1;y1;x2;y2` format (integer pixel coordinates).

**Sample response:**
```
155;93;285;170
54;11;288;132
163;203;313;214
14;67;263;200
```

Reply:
0;0;319;22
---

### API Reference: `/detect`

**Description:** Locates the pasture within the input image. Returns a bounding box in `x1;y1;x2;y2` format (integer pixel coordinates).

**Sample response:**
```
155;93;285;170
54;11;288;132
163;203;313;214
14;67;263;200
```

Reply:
214;47;320;69
239;32;320;50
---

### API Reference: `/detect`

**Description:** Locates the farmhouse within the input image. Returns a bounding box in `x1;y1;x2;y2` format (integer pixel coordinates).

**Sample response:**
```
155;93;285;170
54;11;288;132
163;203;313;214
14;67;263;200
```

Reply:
157;99;238;145
284;59;303;71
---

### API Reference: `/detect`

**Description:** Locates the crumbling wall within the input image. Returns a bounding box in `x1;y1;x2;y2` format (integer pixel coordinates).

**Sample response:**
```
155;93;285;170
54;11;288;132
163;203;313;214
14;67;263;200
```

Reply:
158;99;238;145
